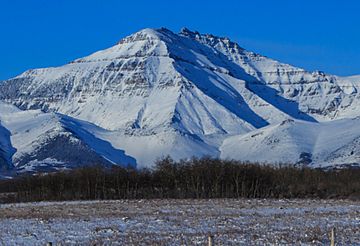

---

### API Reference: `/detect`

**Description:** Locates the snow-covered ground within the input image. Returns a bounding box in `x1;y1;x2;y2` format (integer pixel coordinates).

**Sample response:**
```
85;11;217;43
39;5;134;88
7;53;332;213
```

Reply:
0;199;359;245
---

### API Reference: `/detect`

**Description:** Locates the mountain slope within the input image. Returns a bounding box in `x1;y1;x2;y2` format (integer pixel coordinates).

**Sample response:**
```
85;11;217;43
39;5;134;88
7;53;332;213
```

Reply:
182;29;360;120
0;102;136;173
221;118;360;168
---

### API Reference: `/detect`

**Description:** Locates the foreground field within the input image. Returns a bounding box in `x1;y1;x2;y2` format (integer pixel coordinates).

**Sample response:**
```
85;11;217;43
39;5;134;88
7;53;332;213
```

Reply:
0;199;359;245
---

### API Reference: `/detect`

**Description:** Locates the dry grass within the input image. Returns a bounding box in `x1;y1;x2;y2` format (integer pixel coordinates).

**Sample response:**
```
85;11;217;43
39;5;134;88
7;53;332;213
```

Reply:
0;199;359;245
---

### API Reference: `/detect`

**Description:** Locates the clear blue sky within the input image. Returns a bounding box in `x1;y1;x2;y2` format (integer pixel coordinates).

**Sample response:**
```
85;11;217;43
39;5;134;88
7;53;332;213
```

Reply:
1;0;359;80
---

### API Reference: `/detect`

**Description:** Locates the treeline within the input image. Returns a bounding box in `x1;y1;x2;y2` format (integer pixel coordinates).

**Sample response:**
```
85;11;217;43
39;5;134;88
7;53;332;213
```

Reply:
0;157;360;203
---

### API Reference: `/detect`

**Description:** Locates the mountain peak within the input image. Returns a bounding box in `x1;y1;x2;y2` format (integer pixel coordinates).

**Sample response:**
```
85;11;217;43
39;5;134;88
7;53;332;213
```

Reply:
116;27;176;45
179;27;245;53
117;28;163;45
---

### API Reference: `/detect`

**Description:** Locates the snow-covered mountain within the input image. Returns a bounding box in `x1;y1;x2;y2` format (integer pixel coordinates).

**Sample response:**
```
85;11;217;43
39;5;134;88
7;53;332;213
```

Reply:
0;27;359;173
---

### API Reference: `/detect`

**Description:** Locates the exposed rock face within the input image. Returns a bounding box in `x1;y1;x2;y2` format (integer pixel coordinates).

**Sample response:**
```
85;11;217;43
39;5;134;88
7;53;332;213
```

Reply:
0;123;15;170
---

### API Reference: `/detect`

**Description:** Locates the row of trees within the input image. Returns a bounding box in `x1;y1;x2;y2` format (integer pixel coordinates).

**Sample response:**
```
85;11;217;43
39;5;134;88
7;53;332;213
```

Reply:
0;157;359;202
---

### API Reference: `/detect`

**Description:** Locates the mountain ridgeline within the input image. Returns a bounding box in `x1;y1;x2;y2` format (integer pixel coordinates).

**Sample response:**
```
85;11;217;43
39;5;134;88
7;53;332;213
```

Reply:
0;27;360;174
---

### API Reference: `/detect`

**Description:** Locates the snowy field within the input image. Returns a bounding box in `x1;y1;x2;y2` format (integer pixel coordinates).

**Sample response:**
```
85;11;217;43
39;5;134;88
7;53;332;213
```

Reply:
0;199;359;245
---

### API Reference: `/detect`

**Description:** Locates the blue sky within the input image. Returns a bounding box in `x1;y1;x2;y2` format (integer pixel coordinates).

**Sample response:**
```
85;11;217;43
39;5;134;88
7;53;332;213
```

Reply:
1;0;359;80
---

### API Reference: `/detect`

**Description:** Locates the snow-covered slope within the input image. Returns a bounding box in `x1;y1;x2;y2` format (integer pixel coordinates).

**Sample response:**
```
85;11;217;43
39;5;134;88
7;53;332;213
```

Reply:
178;28;360;121
0;102;136;173
74;126;219;168
0;27;360;172
221;118;360;168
